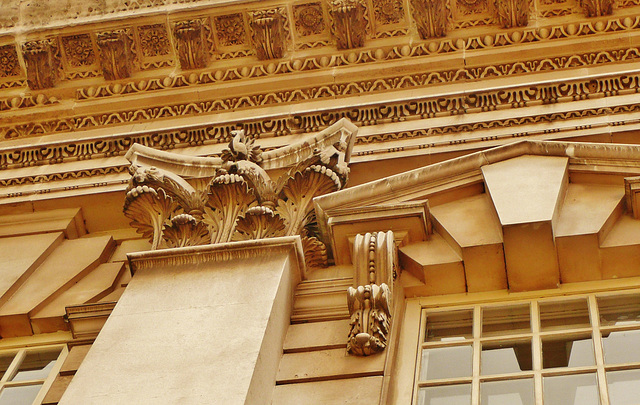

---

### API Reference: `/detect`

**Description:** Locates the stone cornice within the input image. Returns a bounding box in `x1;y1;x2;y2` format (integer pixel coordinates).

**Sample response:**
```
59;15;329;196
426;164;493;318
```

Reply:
127;235;307;277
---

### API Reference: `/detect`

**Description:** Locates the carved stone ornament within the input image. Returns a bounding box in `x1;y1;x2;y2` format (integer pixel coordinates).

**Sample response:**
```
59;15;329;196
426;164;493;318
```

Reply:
347;230;397;356
580;0;614;17
494;0;529;28
21;39;58;90
123;118;357;267
249;8;287;60
172;19;209;70
328;0;367;49
96;30;133;81
410;0;447;39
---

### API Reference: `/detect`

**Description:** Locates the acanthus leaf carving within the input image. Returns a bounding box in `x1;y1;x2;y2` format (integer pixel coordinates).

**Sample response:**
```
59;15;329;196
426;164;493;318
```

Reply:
123;119;356;257
22;39;59;90
123;185;178;250
409;0;448;39
347;231;396;356
96;30;133;81
173;19;210;70
249;8;287;60
347;283;391;356
580;0;614;16
494;0;530;28
163;213;211;248
328;0;368;49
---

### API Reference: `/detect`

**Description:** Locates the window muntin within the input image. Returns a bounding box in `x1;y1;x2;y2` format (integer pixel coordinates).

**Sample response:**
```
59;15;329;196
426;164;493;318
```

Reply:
414;292;640;405
0;346;65;405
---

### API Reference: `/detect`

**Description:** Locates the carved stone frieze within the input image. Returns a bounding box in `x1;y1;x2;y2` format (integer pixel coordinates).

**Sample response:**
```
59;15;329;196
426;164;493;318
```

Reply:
96;30;133;80
410;0;448;38
123;119;356;266
249;8;287;60
173;19;210;70
581;0;614;16
347;230;396;356
0;45;21;78
495;0;529;28
328;0;368;49
21;39;59;90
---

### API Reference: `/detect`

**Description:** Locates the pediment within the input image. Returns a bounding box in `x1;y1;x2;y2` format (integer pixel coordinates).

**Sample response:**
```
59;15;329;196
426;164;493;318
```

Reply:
315;140;640;295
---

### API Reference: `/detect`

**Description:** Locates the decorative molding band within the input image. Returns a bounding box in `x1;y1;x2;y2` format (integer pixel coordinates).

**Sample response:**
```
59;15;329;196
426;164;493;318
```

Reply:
0;89;639;172
5;43;640;141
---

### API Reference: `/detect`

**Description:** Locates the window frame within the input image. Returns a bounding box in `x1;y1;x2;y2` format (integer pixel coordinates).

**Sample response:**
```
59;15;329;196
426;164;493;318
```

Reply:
386;277;640;405
0;344;67;405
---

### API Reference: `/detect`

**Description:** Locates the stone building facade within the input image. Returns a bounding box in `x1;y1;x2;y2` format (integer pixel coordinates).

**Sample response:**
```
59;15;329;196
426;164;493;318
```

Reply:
0;0;639;404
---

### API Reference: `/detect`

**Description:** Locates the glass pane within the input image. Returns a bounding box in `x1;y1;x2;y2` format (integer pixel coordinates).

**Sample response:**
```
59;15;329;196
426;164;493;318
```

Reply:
542;335;594;368
481;341;532;375
426;310;473;342
598;294;640;327
418;384;472;405
483;305;530;337
10;348;61;382
420;345;473;380
0;353;16;381
602;330;640;364
481;379;534;405
543;373;599;405
540;299;590;331
608;369;640;405
0;384;43;405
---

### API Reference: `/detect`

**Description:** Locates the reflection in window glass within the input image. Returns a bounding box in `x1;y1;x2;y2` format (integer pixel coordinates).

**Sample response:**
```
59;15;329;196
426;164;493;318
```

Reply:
10;348;60;382
420;345;473;380
543;373;599;405
0;384;42;405
602;330;640;364
608;369;640;405
483;305;530;336
542;336;594;368
481;379;534;405
540;299;590;331
598;294;640;327
481;341;532;375
418;384;472;405
426;310;473;342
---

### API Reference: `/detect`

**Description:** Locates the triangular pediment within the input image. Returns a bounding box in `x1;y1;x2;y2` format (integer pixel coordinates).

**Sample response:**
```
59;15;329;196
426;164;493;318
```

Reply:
316;140;640;295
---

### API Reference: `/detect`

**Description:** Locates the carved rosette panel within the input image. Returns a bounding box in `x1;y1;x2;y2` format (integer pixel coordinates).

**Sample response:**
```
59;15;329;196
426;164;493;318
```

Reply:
293;2;327;37
347;231;396;356
495;0;529;28
62;34;96;69
96;30;133;80
0;45;21;78
137;24;171;57
249;8;287;60
581;0;614;16
173;19;210;70
410;0;447;39
123;122;355;268
328;0;368;49
21;39;59;90
372;0;405;26
214;14;248;47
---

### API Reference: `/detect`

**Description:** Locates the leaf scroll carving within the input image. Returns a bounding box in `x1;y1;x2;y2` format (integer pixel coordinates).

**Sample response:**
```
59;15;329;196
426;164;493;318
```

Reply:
123;185;177;250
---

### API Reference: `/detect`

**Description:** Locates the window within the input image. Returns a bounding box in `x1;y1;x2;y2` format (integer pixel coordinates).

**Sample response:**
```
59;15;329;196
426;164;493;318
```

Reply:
0;346;66;405
414;291;640;405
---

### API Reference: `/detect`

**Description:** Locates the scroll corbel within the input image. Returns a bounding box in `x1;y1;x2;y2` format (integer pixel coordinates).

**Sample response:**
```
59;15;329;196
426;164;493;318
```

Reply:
347;230;397;356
